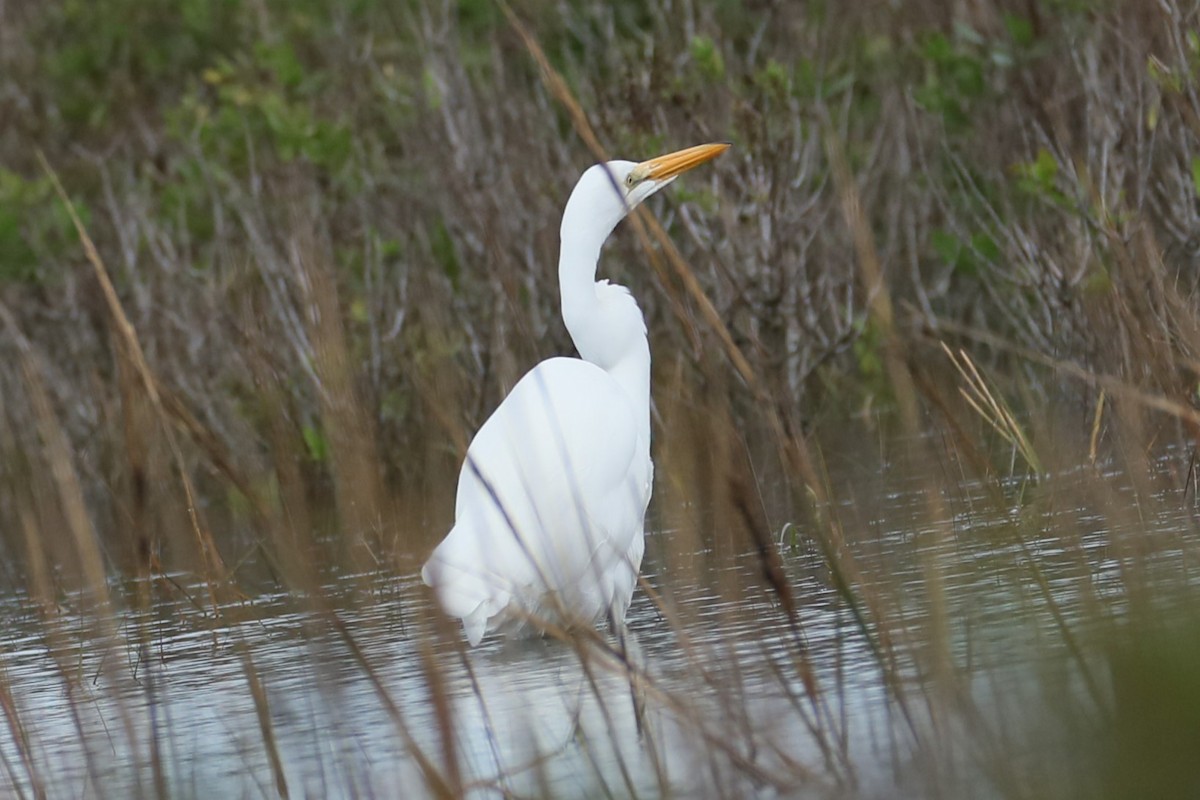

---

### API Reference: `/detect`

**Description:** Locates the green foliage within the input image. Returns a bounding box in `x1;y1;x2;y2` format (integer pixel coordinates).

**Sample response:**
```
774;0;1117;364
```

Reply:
349;297;370;325
1082;267;1113;296
788;56;856;102
40;0;246;131
1002;13;1035;48
914;27;987;129
167;43;353;176
689;35;726;83
778;521;802;552
421;68;444;111
672;185;720;214
429;219;461;290
1106;616;1200;799
852;316;886;392
753;59;791;101
1012;147;1071;207
301;422;330;463
912;18;1040;131
1147;55;1184;95
456;0;500;37
0;169;86;285
930;229;1000;276
380;389;411;425
157;158;216;246
445;0;503;74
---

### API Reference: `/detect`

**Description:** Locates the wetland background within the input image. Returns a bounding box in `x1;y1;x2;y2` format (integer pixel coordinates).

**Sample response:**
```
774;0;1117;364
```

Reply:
3;0;1200;796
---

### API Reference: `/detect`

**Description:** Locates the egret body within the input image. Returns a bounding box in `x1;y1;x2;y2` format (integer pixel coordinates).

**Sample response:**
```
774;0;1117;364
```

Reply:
421;143;729;645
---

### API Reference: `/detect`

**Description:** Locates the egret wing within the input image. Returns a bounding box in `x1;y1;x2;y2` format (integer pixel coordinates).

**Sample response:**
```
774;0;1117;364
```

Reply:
423;357;647;632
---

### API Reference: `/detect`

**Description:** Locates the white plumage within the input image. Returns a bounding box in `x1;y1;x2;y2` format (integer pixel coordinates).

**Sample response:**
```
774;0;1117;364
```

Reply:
421;143;729;645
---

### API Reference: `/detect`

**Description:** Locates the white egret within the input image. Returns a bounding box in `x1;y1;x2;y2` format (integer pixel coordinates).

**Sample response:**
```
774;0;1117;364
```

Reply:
421;142;730;645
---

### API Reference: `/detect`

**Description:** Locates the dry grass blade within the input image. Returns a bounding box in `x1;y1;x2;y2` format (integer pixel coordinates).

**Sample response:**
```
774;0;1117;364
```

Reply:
824;119;959;712
496;0;608;164
0;314;130;795
157;382;273;526
822;120;919;432
237;645;291;800
0;301;114;617
936;341;1109;711
929;318;1200;429
0;668;44;800
325;612;456;799
291;238;386;549
726;471;836;744
942;342;1042;474
418;636;463;796
35;150;229;598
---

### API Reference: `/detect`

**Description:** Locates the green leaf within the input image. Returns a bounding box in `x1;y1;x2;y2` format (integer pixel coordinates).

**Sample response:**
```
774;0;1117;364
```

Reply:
1013;147;1063;203
754;59;789;98
302;423;329;463
255;42;305;89
922;32;953;64
1031;147;1058;183
931;229;962;265
689;35;726;82
1003;14;1034;47
971;232;1000;263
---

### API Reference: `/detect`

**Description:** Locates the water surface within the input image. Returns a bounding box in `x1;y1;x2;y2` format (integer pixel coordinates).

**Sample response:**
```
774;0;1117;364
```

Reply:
2;442;1198;798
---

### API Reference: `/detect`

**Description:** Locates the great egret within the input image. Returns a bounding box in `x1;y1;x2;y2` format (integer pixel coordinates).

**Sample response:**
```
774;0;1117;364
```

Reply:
421;142;730;646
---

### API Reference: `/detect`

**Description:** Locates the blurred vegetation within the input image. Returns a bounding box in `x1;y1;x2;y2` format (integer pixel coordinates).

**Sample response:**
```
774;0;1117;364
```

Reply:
0;0;1197;532
4;0;1200;796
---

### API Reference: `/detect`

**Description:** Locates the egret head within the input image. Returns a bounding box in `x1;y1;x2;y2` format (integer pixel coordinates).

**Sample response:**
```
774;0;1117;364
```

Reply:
561;142;730;245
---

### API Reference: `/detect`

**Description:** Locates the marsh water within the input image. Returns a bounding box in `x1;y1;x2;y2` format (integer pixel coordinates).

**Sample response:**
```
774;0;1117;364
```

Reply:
2;436;1199;799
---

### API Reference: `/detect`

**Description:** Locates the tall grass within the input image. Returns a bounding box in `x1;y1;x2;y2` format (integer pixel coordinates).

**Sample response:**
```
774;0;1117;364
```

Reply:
2;0;1200;796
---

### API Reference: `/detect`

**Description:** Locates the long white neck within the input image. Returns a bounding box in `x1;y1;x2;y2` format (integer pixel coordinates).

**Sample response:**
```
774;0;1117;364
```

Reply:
558;226;651;451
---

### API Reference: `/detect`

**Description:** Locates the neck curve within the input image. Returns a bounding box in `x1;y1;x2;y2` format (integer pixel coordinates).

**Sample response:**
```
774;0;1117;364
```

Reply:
558;224;651;450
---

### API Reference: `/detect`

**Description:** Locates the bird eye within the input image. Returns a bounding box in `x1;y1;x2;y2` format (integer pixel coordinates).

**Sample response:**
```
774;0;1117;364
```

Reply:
624;173;636;188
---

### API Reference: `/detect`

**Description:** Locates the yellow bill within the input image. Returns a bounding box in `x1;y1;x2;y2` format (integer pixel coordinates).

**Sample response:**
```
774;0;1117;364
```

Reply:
630;142;730;183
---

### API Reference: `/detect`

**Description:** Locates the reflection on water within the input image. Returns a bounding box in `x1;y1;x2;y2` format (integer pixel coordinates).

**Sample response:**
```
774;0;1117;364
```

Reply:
2;443;1199;798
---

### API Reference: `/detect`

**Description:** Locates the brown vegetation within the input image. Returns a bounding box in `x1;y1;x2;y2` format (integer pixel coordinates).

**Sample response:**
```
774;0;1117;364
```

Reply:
2;0;1200;796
